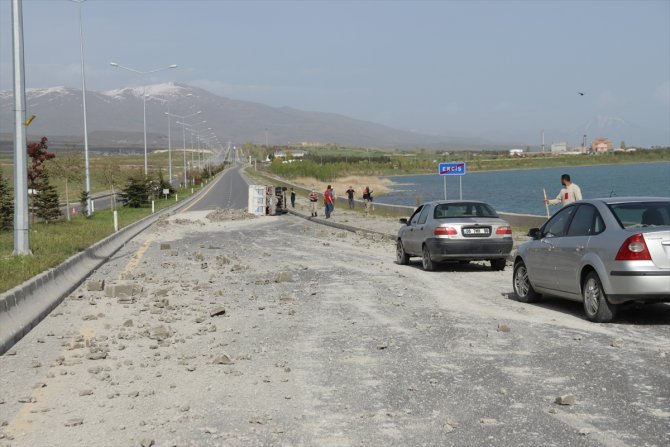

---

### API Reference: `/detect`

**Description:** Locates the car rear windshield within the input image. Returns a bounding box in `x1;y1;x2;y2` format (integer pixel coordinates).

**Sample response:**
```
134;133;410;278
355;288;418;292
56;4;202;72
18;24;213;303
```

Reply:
607;201;670;229
433;203;498;219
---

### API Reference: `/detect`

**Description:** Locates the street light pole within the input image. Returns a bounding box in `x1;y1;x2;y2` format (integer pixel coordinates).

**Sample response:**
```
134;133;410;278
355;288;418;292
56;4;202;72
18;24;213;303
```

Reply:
142;88;148;173
182;123;187;186
109;62;177;175
71;0;91;216
11;0;30;255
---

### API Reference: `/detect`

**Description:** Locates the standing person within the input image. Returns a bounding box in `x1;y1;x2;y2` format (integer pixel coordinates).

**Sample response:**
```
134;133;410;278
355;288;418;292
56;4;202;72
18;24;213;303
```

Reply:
545;174;583;207
308;189;319;217
324;185;335;219
345;186;356;209
290;188;296;208
363;186;374;216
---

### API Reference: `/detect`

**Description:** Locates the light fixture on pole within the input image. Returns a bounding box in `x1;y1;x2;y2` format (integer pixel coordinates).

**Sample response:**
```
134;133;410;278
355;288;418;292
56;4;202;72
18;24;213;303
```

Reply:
70;0;92;216
110;62;177;175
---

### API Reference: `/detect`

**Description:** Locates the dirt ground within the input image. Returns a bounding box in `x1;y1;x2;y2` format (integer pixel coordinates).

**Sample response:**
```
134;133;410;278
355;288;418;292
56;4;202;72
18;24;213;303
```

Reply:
0;209;668;447
291;176;397;199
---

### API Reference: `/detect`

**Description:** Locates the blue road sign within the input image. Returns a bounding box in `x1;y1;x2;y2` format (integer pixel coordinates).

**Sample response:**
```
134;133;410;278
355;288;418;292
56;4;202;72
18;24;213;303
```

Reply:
438;162;466;176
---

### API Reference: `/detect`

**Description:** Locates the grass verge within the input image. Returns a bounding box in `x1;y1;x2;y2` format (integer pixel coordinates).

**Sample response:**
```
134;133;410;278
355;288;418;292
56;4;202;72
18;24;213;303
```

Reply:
0;188;194;294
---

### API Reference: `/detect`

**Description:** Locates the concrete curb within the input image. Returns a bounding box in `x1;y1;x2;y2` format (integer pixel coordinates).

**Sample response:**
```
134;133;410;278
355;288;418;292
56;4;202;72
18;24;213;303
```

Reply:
286;209;520;263
286;209;393;239
0;177;218;355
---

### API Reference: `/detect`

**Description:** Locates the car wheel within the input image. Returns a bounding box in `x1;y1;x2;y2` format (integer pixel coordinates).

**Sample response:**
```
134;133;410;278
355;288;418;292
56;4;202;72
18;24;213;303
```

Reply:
513;261;541;303
396;239;410;265
582;271;617;323
421;244;435;271
491;259;506;271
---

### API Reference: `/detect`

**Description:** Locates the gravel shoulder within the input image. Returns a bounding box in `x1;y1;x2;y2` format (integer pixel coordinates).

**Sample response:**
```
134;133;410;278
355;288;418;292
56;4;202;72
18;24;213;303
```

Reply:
1;209;668;447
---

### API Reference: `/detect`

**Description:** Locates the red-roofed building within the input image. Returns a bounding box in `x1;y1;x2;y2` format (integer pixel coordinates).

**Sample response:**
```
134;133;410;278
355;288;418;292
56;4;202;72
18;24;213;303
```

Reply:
591;137;612;153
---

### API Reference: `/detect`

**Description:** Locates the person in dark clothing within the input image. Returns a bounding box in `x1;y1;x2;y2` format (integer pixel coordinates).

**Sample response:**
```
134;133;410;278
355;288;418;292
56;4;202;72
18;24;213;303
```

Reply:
290;188;296;208
345;186;355;209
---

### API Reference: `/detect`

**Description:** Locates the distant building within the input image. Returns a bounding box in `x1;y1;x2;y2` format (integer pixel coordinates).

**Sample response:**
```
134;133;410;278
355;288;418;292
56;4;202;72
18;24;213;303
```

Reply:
274;149;306;159
551;142;568;154
591;137;612;153
509;148;524;156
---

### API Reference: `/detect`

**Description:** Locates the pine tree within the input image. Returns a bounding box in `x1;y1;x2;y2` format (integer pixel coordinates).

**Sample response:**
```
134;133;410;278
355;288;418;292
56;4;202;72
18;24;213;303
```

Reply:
79;190;90;217
34;174;61;223
121;173;150;208
0;170;14;231
155;169;174;197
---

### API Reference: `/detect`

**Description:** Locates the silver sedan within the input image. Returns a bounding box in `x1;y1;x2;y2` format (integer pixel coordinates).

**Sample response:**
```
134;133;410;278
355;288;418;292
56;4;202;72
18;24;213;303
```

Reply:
396;200;513;271
513;197;670;322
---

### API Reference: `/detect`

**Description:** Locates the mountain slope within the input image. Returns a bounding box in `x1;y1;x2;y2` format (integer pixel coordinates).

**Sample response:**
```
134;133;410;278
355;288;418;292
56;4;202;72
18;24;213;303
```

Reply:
0;83;445;149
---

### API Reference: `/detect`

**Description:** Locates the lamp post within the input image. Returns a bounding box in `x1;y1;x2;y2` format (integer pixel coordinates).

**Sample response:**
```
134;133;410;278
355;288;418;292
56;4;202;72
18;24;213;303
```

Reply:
171;111;201;186
110;62;177;175
152;97;173;181
11;0;30;255
70;0;92;216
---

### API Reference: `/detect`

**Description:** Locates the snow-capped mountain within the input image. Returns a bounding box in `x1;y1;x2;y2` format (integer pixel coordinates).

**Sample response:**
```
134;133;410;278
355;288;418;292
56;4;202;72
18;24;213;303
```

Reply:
0;83;446;150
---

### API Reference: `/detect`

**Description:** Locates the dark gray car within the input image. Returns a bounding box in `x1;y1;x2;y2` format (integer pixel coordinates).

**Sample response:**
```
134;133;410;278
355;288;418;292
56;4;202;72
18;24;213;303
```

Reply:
513;197;670;322
396;200;513;271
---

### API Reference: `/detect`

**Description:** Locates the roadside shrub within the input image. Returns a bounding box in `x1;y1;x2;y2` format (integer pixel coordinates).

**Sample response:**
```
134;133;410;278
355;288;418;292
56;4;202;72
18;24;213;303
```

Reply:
0;170;13;230
120;173;151;208
34;174;62;223
79;190;90;217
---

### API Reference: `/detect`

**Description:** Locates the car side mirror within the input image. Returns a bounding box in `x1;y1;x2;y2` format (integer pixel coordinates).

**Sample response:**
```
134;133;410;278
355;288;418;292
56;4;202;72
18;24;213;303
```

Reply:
528;228;541;239
399;218;408;225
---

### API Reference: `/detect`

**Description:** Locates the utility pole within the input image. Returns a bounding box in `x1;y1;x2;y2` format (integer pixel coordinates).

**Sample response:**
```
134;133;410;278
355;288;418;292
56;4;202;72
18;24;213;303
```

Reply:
12;0;30;255
541;129;545;154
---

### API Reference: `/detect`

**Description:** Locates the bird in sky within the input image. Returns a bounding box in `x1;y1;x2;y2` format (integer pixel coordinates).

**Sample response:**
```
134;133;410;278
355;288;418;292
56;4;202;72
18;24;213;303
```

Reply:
577;92;585;96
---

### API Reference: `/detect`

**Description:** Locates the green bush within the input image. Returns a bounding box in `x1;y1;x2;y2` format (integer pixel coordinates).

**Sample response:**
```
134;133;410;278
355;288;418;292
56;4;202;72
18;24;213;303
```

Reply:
0;170;13;231
34;174;61;223
120;173;151;208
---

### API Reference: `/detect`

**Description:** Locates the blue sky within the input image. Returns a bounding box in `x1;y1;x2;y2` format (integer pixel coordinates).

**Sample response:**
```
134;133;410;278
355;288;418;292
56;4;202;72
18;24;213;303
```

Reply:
1;0;669;145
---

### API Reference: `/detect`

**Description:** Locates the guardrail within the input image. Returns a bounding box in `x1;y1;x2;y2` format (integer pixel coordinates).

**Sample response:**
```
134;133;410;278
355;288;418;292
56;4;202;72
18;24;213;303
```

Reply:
0;175;220;355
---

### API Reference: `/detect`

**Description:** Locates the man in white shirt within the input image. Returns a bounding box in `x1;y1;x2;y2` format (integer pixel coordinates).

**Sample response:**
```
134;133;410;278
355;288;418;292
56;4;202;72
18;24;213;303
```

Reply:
546;174;583;207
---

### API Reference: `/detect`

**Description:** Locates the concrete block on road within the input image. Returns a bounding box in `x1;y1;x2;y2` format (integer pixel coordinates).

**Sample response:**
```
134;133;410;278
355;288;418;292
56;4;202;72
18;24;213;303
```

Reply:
86;279;105;292
104;281;143;298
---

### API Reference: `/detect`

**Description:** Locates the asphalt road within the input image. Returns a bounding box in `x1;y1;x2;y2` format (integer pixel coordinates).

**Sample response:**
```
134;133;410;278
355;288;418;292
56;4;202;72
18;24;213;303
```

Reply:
185;164;249;212
56;165;248;217
1;171;668;446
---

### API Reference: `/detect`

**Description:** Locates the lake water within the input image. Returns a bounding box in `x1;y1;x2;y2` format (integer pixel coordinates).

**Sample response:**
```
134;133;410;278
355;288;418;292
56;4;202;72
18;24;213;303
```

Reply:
381;162;670;216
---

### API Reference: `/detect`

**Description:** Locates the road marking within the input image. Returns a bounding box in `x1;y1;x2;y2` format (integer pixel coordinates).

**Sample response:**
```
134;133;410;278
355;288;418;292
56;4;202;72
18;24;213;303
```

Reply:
120;238;152;279
181;169;229;213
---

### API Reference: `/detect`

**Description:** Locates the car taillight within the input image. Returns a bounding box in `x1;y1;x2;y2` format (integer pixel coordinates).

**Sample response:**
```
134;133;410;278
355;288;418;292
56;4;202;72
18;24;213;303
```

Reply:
496;226;512;235
434;227;457;236
615;233;651;261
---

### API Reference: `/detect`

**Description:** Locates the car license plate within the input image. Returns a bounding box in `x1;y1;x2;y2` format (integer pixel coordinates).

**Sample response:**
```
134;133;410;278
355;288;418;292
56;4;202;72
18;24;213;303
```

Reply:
463;228;490;235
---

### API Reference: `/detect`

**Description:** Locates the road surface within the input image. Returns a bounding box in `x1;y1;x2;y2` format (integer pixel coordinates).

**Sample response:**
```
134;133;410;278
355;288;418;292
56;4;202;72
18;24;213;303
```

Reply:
1;172;668;447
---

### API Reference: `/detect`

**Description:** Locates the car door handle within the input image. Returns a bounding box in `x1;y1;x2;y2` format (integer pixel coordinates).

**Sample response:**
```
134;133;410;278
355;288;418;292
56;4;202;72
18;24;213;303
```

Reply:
576;245;585;252
540;239;554;249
